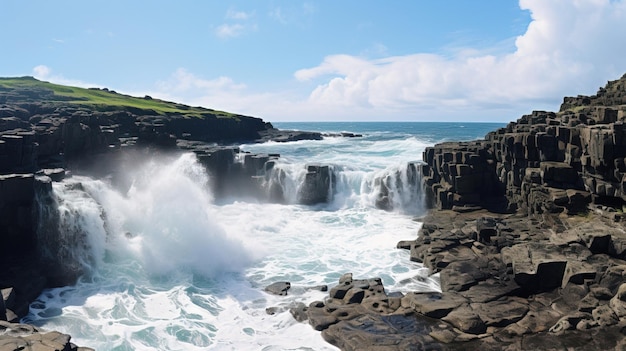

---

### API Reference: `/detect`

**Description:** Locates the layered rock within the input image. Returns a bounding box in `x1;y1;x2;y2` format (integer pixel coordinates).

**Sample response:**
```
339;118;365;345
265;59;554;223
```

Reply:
303;74;626;350
422;73;626;215
0;321;93;351
307;209;626;350
298;164;336;205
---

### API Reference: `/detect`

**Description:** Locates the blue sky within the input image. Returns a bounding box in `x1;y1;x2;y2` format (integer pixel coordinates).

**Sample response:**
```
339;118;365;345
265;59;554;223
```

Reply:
3;0;626;122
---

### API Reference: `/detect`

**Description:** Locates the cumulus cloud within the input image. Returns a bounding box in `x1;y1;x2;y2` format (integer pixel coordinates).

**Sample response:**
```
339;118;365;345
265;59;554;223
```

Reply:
146;68;263;114
32;65;100;89
33;65;51;79
35;1;626;122
215;8;257;39
293;0;626;120
157;68;246;94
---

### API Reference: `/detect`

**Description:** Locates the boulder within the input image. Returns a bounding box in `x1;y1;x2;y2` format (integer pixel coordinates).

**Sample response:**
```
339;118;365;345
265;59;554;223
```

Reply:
298;164;335;205
265;281;291;296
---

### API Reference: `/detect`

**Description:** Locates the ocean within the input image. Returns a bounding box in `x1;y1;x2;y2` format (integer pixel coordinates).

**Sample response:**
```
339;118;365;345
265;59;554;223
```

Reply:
24;122;504;350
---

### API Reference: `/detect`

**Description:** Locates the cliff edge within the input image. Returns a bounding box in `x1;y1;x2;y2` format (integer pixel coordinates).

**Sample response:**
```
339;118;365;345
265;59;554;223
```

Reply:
306;74;626;350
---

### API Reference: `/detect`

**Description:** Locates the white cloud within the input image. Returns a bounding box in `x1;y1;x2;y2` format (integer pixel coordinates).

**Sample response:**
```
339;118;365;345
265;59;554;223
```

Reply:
215;9;257;39
157;68;246;94
215;23;246;39
146;68;260;114
269;3;316;26
291;0;626;120
31;65;100;89
33;65;51;79
226;9;254;20
31;1;626;122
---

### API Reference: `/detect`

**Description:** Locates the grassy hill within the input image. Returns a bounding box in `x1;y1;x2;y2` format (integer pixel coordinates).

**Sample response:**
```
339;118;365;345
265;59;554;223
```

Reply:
0;76;237;119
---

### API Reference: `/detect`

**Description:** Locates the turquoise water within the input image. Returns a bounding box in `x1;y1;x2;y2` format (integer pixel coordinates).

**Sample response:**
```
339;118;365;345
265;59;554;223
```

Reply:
25;122;504;350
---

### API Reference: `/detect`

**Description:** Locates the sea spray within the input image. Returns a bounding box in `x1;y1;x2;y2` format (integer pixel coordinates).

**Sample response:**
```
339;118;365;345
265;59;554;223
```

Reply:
23;122;503;350
53;153;255;278
35;176;108;285
27;153;267;350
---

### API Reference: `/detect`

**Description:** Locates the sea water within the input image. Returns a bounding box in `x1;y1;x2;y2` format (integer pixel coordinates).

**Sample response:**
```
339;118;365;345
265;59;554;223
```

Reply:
24;122;503;350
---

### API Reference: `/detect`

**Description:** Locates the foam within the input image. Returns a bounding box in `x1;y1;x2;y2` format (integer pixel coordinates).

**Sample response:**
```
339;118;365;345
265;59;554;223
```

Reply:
26;133;440;350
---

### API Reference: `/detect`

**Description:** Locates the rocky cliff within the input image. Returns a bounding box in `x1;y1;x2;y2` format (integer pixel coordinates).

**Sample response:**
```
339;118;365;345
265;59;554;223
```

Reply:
304;74;626;350
421;73;626;216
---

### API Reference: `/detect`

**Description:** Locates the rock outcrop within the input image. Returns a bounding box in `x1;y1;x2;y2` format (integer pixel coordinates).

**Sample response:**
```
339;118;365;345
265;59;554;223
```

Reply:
422;73;626;215
305;74;626;350
0;321;93;351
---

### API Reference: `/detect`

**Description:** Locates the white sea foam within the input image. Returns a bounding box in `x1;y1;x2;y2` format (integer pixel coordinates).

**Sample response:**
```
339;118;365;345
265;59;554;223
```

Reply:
26;130;441;350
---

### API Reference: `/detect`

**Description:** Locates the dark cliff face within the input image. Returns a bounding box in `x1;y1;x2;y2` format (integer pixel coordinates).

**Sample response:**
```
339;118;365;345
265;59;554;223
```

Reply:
0;77;270;172
421;73;626;217
0;77;274;288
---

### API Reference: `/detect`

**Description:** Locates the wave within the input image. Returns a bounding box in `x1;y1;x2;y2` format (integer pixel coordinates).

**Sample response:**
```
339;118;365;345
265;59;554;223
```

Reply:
27;133;439;350
39;153;254;280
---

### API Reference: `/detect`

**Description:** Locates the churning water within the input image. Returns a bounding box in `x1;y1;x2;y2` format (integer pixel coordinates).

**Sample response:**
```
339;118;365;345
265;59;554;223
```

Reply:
24;122;502;350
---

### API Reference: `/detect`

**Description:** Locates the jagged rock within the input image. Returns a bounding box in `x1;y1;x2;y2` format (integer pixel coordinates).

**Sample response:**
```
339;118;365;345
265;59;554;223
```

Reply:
297;164;335;205
609;283;626;317
471;298;529;328
441;304;486;334
501;243;569;293
592;304;618;326
0;321;93;351
265;281;291;296
300;74;626;350
289;302;309;322
401;292;466;319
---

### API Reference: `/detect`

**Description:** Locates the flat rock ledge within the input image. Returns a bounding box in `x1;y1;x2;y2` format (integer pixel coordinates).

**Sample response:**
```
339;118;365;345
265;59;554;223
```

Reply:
0;321;92;351
304;209;626;351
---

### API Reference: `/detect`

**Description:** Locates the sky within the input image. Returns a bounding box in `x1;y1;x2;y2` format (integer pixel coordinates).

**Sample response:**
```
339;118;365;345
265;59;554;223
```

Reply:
2;0;626;122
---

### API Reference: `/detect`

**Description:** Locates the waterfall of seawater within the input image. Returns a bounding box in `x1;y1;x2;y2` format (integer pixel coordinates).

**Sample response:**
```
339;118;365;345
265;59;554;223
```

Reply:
261;160;424;214
27;146;438;350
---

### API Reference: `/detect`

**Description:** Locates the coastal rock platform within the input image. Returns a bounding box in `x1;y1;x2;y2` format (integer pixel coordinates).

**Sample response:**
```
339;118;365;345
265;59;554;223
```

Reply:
0;321;93;351
306;209;626;350
303;75;626;350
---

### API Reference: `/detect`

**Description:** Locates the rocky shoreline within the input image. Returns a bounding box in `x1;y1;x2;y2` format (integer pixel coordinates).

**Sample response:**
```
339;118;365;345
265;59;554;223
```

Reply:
299;74;626;350
0;77;328;350
3;73;626;350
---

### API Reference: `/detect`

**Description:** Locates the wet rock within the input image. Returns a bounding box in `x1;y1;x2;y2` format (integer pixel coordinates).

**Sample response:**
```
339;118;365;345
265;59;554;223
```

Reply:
289;302;309;322
401;292;466;319
0;321;93;351
305;73;626;350
297;163;335;205
265;281;291;296
471;298;529;328
441;305;486;334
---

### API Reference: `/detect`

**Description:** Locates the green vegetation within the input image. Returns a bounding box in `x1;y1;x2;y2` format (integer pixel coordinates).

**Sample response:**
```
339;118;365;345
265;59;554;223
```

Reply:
0;76;237;118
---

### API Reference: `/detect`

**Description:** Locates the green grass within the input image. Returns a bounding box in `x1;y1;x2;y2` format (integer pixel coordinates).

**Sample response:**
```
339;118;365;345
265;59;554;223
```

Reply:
0;76;237;118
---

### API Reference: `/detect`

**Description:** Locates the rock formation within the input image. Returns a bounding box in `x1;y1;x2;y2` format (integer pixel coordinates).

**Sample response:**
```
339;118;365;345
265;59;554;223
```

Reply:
421;73;626;215
304;74;626;350
0;77;327;349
